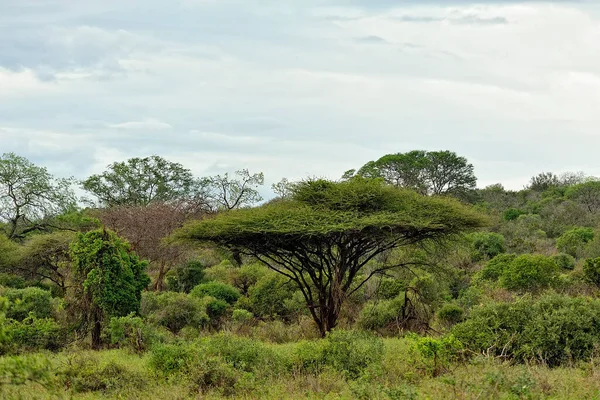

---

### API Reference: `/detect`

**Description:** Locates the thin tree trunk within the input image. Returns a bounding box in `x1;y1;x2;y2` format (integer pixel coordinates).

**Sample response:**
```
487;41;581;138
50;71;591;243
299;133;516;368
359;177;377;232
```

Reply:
91;309;102;350
154;261;167;291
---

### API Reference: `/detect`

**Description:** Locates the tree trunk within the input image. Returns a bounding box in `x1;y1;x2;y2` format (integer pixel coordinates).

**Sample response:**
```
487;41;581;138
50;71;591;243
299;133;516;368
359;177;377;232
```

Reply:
153;262;167;291
91;309;102;350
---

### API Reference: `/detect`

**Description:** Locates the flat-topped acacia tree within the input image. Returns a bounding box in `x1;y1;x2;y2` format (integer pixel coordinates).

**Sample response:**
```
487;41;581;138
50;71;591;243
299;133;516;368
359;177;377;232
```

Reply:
175;178;486;336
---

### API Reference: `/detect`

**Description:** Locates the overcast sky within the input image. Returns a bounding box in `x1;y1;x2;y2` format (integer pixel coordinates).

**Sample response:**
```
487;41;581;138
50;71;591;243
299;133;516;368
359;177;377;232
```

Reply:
2;0;600;192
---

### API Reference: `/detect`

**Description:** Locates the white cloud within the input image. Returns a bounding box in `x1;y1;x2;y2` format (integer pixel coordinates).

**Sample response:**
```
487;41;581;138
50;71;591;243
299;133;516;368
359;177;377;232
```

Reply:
108;119;172;130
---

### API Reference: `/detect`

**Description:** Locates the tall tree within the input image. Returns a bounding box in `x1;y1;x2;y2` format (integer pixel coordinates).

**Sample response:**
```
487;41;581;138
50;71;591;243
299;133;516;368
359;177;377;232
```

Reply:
350;150;476;197
204;169;264;210
0;153;76;239
69;228;150;349
81;155;207;208
176;178;485;336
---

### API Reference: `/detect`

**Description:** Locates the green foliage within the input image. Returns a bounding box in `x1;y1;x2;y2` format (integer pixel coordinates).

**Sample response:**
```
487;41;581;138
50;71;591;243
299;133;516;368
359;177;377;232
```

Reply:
149;343;194;376
294;330;384;378
191;281;240;304
583;257;600;287
248;273;295;318
376;278;405;300
0;287;53;321
141;291;208;333
565;180;600;213
69;228;150;347
503;208;524;221
0;153;76;239
410;334;463;377
109;313;160;353
468;232;505;261
499;254;559;291
437;304;465;326
0;235;20;270
553;253;576;270
232;309;253;323
230;263;267;294
0;354;55;389
556;227;594;257
204;297;229;321
81;155;201;207
3;314;64;353
452;294;600;366
0;274;26;289
61;355;147;393
357;297;404;330
166;260;206;293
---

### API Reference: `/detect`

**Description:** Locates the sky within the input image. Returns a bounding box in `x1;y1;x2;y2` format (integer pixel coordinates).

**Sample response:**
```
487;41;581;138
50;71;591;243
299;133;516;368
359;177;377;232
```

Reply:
2;0;600;193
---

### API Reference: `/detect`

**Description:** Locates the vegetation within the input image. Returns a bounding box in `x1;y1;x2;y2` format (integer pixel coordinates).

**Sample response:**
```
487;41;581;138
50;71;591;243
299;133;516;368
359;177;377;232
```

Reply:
3;151;600;398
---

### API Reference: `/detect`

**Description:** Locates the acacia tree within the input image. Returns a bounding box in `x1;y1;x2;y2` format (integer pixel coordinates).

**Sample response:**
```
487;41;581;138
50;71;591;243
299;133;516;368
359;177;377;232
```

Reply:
176;178;484;335
0;153;76;239
82;155;208;208
69;229;150;349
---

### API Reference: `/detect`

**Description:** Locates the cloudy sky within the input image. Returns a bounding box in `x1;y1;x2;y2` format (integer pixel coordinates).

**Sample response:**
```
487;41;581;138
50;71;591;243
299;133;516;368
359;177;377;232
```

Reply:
2;0;600;193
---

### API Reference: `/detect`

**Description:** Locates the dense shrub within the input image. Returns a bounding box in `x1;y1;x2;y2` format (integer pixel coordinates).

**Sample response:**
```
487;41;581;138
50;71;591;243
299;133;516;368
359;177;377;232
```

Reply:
0;274;26;289
229;263;267;295
376;278;405;300
166;261;206;293
503;208;525;221
4;315;65;353
232;309;253;323
479;254;516;281
0;287;53;321
248;274;295;318
499;254;559;291
469;232;506;261
452;294;600;366
204;297;229;321
357;297;404;330
437;304;465;326
141;292;208;333
61;355;147;393
553;253;576;270
556;227;594;257
109;313;167;352
149;343;194;376
583;257;600;287
190;282;240;305
294;330;384;378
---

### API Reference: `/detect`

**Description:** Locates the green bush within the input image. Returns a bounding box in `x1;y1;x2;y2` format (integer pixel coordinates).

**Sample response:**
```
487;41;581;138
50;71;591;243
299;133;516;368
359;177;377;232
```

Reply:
248;273;295;318
0;287;53;321
583;257;600;287
190;282;240;305
0;274;26;289
230;263;267;295
4;315;65;353
232;309;253;323
452;294;600;366
556;227;594;258
503;208;525;221
166;260;206;293
437;304;465;326
499;254;559;291
376;278;405;300
479;254;516;281
357;297;404;330
61;355;147;393
322;330;384;379
141;292;208;333
553;253;576;270
469;232;506;261
186;356;241;396
149;342;194;376
109;313;165;352
204;297;229;321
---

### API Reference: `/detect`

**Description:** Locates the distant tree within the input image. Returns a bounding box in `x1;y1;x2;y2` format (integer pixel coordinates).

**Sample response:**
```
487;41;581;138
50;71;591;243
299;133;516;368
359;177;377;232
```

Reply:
566;181;600;214
271;178;293;199
13;231;76;294
528;172;560;192
0;153;76;239
82;155;207;208
69;229;150;349
352;150;476;197
176;177;485;336
203;169;264;210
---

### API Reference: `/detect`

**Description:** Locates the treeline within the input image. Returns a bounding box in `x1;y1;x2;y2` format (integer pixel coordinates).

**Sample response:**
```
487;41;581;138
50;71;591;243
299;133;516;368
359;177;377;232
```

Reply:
3;150;600;398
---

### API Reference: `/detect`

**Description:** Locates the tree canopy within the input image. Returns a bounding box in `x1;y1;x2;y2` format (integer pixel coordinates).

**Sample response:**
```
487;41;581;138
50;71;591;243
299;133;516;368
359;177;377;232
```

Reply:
346;150;477;197
81;155;204;207
176;177;485;335
0;153;76;239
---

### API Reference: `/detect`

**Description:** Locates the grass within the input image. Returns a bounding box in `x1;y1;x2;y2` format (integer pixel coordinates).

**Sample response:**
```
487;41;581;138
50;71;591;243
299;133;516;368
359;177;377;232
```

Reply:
2;337;600;399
